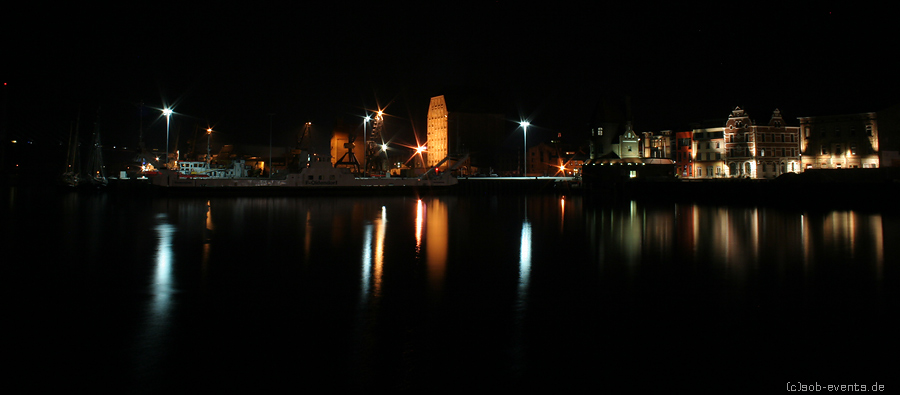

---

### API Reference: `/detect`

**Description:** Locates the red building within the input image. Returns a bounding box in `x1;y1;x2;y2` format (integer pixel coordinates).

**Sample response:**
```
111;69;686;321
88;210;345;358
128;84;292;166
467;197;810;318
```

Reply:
674;131;693;178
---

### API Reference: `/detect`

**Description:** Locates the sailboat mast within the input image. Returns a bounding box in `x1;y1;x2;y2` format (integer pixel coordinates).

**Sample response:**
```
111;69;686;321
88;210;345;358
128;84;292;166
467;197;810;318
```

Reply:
70;110;81;174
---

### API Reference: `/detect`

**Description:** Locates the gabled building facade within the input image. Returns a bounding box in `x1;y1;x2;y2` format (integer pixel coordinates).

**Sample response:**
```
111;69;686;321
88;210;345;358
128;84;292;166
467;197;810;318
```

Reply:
612;123;641;159
724;107;801;178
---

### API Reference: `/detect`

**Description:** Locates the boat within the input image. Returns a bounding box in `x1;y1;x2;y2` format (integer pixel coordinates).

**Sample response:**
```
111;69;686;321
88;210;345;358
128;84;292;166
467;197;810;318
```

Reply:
60;112;83;187
149;156;458;193
60;108;108;188
85;113;108;188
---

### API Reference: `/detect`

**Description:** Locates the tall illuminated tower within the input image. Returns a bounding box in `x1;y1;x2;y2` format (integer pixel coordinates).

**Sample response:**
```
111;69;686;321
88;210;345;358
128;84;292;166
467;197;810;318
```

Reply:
426;95;449;169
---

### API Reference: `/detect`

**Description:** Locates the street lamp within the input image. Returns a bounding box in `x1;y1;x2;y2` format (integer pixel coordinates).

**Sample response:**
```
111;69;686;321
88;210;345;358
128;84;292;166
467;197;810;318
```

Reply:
520;121;530;176
206;128;213;167
162;108;173;169
364;114;371;152
416;145;426;169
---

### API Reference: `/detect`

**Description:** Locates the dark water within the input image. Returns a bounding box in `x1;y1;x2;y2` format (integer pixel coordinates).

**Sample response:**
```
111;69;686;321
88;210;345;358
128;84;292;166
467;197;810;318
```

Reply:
5;187;897;392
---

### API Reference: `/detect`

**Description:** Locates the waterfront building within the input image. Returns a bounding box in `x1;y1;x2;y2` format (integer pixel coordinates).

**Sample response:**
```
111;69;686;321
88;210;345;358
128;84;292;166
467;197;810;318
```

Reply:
674;131;693;178
526;136;585;176
692;126;725;178
612;122;641;159
875;103;900;167
798;112;879;169
425;94;506;175
426;96;449;170
641;130;673;159
585;121;675;182
527;142;557;176
587;96;631;162
724;107;801;178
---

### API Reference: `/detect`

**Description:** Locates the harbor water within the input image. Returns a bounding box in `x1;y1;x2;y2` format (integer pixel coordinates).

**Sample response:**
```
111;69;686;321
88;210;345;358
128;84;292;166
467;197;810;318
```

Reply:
5;187;896;392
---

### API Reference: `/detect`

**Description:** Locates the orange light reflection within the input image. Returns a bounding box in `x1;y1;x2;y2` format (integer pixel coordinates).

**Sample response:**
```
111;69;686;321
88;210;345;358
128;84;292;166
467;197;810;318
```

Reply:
426;199;448;291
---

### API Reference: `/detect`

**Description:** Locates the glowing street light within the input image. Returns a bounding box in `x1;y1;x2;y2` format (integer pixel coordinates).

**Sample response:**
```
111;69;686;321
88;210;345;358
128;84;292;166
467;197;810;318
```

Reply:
364;114;371;148
206;128;214;166
520;121;530;176
416;145;426;169
162;108;173;169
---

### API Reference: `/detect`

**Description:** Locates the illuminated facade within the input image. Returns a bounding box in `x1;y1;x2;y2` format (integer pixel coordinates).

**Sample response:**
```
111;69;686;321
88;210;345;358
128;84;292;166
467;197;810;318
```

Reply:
724;107;801;178
426;96;449;169
612;123;641;159
798;112;879;169
692;127;725;178
641;130;672;159
424;94;506;175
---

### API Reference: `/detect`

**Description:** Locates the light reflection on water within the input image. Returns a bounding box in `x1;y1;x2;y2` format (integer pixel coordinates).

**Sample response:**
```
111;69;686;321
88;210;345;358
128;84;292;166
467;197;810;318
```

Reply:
518;219;532;311
145;196;893;389
134;213;175;376
426;199;448;291
9;188;894;392
152;214;175;316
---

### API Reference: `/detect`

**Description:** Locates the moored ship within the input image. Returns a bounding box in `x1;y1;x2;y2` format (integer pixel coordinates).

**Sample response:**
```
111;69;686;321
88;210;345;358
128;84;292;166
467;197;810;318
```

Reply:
150;158;457;192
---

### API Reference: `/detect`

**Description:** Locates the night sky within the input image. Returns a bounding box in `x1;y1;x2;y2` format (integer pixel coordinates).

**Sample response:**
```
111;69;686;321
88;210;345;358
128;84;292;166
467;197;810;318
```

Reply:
4;4;897;156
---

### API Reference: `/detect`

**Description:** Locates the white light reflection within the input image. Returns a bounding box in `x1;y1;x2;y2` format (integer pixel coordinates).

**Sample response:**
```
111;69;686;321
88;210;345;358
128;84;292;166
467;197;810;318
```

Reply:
360;206;387;306
512;216;533;371
517;220;532;311
138;213;176;372
360;223;373;305
153;213;175;319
